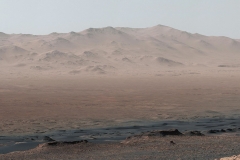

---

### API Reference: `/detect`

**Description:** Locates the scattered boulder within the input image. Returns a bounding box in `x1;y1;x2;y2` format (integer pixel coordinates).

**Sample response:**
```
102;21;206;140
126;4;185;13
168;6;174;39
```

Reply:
184;131;204;136
157;129;183;136
43;136;55;142
208;130;220;134
170;140;176;145
208;128;237;134
226;128;237;132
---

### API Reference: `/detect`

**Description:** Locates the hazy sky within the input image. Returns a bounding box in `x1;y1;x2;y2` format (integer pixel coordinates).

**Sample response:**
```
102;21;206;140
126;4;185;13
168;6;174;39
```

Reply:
0;0;239;38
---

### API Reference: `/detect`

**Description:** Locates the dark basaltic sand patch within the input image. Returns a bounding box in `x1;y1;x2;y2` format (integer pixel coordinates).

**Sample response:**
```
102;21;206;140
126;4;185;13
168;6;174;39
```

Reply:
1;117;240;159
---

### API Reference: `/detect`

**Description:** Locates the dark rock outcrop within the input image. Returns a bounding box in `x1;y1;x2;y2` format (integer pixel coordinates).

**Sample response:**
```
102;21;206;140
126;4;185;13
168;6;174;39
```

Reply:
184;131;205;136
208;130;220;133
43;136;55;142
126;129;183;140
47;140;88;146
208;128;238;134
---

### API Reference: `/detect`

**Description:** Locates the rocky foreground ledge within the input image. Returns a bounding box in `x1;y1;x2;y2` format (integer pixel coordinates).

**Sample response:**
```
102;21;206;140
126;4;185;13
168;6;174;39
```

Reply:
1;129;240;160
219;155;240;160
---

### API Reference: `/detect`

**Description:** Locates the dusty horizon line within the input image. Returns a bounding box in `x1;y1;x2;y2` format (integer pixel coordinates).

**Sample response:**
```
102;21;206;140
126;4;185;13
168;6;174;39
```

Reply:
1;24;239;40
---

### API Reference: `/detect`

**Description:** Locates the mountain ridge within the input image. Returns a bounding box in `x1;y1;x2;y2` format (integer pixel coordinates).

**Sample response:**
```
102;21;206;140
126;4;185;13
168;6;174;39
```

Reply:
1;25;240;76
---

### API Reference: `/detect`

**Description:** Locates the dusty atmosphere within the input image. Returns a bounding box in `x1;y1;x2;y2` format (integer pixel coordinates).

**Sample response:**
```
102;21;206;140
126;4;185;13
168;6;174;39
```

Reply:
1;25;240;159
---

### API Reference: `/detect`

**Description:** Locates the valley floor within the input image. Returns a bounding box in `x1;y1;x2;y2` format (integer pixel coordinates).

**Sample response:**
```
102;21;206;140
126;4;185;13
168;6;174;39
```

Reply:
1;68;240;159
